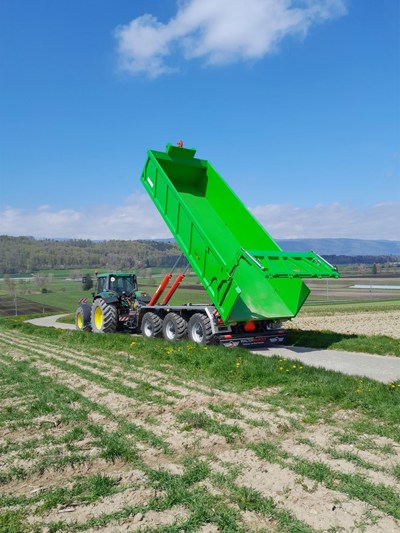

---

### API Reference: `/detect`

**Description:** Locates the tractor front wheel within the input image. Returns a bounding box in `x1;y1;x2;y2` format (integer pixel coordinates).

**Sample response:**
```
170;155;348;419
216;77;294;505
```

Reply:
91;299;118;333
141;312;162;339
75;304;92;331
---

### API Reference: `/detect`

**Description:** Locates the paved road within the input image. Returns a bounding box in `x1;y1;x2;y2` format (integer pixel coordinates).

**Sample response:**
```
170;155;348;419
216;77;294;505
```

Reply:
26;314;76;330
252;346;400;384
25;315;400;383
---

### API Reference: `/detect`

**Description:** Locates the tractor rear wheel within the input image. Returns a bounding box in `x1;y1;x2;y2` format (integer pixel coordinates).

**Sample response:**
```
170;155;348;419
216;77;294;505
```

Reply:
91;299;118;333
188;313;215;345
162;313;187;342
141;312;162;339
75;304;91;331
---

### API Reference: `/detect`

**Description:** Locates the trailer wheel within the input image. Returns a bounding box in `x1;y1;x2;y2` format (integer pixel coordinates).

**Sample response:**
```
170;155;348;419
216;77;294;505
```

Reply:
141;312;163;339
162;313;187;342
75;304;92;331
91;299;118;333
188;313;215;345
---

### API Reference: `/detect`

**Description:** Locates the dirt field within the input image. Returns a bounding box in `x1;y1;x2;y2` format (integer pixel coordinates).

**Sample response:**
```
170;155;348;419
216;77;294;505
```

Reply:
287;310;400;339
1;328;399;532
0;295;62;316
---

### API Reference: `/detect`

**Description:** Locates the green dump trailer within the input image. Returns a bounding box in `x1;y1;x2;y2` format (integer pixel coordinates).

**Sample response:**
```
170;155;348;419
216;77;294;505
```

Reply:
75;143;339;346
140;143;338;345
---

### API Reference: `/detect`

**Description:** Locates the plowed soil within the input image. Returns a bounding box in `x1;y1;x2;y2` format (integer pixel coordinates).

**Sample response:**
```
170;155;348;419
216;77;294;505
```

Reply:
0;295;62;316
288;310;400;339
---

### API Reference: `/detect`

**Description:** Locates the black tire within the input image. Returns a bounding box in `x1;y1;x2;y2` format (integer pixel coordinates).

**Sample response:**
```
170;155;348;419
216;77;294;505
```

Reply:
141;312;163;339
187;313;215;345
75;304;92;331
162;312;187;342
91;298;118;334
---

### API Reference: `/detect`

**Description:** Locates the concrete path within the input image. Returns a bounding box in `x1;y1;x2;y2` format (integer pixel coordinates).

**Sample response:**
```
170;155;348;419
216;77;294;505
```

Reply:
25;315;400;384
26;314;76;330
252;346;400;384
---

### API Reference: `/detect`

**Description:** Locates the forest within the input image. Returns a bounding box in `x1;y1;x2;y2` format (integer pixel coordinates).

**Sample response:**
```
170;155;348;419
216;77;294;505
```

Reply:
0;236;181;274
1;236;399;275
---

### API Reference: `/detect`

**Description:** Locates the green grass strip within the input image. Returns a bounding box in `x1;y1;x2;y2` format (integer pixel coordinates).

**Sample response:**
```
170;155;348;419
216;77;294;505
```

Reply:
292;457;400;520
286;329;400;357
177;409;243;443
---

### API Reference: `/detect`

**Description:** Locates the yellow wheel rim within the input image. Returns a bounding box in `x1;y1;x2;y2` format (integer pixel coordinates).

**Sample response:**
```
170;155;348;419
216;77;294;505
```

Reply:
77;312;83;329
94;306;103;330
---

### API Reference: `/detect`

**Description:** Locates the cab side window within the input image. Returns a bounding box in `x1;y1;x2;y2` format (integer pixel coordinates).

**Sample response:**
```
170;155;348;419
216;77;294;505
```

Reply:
97;277;106;293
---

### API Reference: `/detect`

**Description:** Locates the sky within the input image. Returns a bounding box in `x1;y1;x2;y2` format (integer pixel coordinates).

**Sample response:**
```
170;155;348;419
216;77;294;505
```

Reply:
0;0;399;241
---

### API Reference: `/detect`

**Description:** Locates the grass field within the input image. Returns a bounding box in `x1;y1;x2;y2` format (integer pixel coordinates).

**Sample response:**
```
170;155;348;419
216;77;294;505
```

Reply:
1;269;400;316
0;271;208;314
0;317;399;532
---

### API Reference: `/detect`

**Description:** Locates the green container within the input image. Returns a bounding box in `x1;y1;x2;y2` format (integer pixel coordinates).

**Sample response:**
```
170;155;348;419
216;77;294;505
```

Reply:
141;144;339;323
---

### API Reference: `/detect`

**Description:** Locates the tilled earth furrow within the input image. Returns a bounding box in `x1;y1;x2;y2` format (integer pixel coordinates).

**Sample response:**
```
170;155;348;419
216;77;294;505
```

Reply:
0;332;306;432
1;330;400;532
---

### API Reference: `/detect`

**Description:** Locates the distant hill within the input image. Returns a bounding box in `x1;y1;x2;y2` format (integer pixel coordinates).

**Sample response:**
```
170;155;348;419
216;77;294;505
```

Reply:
277;239;400;256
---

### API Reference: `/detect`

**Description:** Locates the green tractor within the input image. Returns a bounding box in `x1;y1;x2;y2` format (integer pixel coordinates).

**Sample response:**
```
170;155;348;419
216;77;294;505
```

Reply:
75;273;151;334
75;270;288;346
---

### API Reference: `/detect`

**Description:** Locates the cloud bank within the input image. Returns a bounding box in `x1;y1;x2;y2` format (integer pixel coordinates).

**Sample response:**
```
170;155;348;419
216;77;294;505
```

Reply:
1;197;398;241
115;0;347;77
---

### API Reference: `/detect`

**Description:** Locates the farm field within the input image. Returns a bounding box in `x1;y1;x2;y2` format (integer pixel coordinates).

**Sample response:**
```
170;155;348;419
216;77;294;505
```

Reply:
1;269;400;317
287;307;400;340
304;277;400;304
0;320;399;532
0;296;62;317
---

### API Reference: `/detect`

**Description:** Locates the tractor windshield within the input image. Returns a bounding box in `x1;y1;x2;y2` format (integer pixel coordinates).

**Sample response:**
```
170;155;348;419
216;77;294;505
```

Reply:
109;275;137;294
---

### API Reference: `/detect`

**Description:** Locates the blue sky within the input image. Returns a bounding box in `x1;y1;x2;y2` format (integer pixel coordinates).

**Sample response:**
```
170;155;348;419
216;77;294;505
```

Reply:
0;0;399;240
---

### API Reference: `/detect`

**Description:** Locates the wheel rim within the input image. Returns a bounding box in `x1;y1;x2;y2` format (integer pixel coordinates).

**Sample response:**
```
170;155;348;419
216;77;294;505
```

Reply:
191;321;204;343
94;306;103;330
165;320;176;340
144;319;153;337
77;312;83;329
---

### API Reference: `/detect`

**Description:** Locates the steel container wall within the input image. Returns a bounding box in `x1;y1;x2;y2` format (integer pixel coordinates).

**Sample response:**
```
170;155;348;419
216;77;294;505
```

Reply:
141;145;338;323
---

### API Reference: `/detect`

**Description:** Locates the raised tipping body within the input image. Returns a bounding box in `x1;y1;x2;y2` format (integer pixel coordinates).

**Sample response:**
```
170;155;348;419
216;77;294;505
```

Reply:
141;144;339;324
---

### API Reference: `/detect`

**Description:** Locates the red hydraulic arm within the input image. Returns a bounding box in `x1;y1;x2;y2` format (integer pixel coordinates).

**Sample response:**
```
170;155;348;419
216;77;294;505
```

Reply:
149;273;172;306
160;264;190;305
160;274;185;305
148;254;184;306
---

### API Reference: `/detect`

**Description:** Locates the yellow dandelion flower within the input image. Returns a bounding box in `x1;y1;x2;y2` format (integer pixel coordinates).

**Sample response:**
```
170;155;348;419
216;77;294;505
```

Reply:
130;342;137;347
292;365;297;369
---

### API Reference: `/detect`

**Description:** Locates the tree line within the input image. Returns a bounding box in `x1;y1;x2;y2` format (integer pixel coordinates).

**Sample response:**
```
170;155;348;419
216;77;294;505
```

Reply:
323;254;400;266
0;236;181;274
1;236;399;275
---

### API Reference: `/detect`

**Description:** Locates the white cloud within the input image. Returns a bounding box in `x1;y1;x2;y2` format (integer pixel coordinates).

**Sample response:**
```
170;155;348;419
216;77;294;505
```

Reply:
0;195;171;241
0;198;398;241
114;0;347;77
251;202;400;240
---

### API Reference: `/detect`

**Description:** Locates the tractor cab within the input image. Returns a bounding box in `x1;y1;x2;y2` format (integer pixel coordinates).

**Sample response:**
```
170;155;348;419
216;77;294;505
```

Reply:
95;273;138;296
